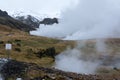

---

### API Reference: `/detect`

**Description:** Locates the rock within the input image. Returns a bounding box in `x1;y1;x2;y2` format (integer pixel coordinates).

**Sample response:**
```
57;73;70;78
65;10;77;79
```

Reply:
40;18;58;25
0;60;28;78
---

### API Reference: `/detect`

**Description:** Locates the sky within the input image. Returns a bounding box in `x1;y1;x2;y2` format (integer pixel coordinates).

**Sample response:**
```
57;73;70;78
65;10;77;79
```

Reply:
0;0;78;17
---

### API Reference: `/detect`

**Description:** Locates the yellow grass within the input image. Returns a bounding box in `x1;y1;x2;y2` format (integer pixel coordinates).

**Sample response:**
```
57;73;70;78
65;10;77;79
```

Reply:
0;24;75;66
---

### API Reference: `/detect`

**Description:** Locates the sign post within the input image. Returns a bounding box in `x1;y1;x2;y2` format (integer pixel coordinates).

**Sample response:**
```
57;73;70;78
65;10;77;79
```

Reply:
5;43;12;59
16;78;22;80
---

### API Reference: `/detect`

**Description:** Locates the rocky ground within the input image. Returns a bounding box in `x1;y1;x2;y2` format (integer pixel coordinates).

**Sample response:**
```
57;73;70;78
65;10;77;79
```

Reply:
0;59;120;80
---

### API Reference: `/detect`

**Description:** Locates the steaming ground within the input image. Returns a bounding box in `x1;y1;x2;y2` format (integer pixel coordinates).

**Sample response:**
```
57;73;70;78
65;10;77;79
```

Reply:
55;48;101;74
55;39;120;74
30;0;120;74
30;0;120;40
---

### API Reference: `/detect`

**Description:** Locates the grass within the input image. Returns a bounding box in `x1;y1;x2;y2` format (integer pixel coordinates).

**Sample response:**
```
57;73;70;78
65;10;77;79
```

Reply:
0;24;75;67
1;24;120;79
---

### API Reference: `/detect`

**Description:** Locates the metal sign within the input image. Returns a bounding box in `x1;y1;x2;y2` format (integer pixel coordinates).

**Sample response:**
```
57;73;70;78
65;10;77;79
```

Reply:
5;44;12;50
16;78;22;80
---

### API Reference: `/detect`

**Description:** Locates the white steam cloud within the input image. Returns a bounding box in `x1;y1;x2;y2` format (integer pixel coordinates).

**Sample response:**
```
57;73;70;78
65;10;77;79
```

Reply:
30;0;120;40
55;47;101;74
55;39;120;74
30;0;120;74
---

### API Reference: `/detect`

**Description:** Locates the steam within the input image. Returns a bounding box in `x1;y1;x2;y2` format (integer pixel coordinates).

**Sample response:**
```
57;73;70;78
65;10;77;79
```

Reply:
55;39;120;74
30;0;120;74
30;0;120;40
55;46;101;74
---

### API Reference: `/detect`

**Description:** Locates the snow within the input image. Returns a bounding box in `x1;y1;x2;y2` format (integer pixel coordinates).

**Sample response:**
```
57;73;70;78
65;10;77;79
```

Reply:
8;10;60;20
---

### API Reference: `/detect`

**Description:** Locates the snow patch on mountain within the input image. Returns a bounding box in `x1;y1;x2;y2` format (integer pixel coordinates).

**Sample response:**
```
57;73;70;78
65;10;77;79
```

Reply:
8;10;60;20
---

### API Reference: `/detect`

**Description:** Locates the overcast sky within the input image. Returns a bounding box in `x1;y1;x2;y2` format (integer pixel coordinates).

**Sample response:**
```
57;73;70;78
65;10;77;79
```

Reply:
0;0;78;16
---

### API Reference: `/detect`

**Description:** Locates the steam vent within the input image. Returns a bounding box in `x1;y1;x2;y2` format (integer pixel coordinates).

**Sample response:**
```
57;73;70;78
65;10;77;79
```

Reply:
0;0;120;80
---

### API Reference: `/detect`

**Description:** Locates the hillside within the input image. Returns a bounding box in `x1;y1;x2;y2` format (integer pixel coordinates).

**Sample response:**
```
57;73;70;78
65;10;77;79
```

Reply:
0;26;120;80
0;24;75;66
0;10;36;32
0;9;120;80
0;24;120;79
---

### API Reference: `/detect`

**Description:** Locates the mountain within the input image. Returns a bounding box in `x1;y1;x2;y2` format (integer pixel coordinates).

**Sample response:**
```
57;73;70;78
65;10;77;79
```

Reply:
0;10;35;32
0;10;11;18
12;13;59;28
10;10;60;25
0;9;59;33
14;15;40;29
10;10;60;20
